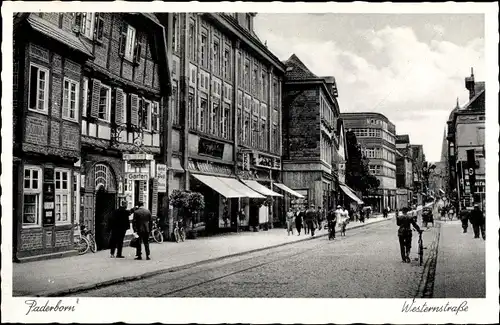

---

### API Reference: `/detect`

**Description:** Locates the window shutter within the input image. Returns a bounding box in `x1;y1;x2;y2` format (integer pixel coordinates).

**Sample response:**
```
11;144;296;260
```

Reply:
90;78;101;118
134;42;142;64
130;94;139;126
95;14;105;42
73;13;82;34
114;88;124;124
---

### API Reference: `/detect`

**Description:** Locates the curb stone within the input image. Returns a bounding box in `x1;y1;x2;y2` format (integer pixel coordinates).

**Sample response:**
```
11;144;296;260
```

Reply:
40;216;393;297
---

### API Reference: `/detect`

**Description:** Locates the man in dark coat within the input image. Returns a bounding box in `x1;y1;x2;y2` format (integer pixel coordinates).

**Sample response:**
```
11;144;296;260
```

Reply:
459;208;470;233
469;204;485;240
109;200;132;258
305;204;317;237
132;201;152;260
397;207;422;263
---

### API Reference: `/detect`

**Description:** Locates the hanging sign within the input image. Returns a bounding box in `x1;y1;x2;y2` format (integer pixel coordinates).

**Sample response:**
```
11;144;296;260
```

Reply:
156;164;167;193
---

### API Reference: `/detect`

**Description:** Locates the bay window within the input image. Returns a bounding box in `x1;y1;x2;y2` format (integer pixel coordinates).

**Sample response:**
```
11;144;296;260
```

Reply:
55;169;71;225
28;63;49;113
63;78;79;121
23;166;42;227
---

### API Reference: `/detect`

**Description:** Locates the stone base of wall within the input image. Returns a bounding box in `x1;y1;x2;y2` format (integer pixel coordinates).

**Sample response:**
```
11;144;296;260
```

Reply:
17;249;77;263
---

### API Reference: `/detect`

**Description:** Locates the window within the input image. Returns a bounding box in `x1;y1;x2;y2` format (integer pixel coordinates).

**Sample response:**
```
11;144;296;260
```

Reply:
28;64;49;112
201;32;208;67
81;12;95;39
199;97;207;131
55;169;71;225
222;103;230;139
237;52;242;85
121;91;128;124
152;101;160;132
223;49;230;79
188;92;195;129
172;14;179;52
244;59;250;89
124;25;136;61
82;77;89;117
210;101;219;135
243;114;249;144
272;124;278;153
261;122;266;149
140;99;151;131
188;21;195;60
262;71;268;101
73;172;80;225
98;84;111;122
63;78;79;121
252;65;258;94
213;38;220;74
23;166;42;227
171;86;179;125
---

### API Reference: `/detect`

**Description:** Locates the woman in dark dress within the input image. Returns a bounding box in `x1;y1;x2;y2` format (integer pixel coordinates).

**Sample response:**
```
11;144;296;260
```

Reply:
295;207;304;236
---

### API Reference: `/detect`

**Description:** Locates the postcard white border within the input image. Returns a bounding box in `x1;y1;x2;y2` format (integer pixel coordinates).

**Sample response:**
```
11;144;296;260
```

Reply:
2;1;499;324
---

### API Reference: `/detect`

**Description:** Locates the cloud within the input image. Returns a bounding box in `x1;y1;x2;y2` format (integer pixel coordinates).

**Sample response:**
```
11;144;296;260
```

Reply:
255;17;484;161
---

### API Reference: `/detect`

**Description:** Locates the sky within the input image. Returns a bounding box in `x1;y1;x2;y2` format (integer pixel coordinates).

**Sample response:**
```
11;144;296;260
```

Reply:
253;13;485;162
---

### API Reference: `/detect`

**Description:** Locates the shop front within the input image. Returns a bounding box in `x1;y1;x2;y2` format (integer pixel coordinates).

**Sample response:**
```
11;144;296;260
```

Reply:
339;182;364;211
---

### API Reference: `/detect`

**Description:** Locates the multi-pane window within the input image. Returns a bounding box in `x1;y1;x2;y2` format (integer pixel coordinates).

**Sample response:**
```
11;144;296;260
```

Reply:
82;77;89;117
222;103;230;139
223;49;230;80
237;52;242;86
152;101;160;132
23;166;42;227
140;99;151;131
252;117;258;148
172;86;179;125
252;65;258;94
172;14;179;52
262;71;267;101
210;101;220;135
73;172;80;225
55;169;71;225
200;32;208;67
98;84;111;122
63;78;79;121
272;124;278;153
124;25;136;61
188;91;195;129
188;21;196;60
213;38;220;74
28;64;49;113
81;12;95;39
244;59;250;90
199;97;207;131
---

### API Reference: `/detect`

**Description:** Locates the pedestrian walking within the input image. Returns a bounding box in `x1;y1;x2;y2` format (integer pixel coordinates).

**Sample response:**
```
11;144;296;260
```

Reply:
469;204;485;240
383;207;388;218
296;207;304;235
326;206;337;239
132;201;152;260
396;207;423;263
317;206;324;230
286;208;295;236
305;204;317;237
459;208;470;233
109;200;132;258
339;206;350;236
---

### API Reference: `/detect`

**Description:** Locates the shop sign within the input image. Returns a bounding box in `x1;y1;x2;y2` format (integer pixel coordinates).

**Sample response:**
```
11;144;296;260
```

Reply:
255;154;273;168
123;153;154;161
157;164;167;193
198;138;224;159
127;172;149;181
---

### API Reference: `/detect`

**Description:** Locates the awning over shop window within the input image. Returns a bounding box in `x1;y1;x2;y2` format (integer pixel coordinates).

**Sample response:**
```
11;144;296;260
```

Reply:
191;174;245;198
273;183;305;198
243;180;283;197
339;184;364;205
218;177;266;199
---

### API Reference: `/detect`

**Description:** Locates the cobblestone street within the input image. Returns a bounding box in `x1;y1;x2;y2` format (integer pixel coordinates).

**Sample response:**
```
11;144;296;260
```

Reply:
72;219;438;298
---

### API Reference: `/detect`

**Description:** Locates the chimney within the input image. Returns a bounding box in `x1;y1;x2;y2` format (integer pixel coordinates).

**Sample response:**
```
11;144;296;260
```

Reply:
465;67;475;100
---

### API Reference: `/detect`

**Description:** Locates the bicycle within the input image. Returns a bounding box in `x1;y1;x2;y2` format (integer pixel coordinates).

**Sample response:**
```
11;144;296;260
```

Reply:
74;224;90;255
173;219;185;243
150;219;164;243
80;225;97;253
327;220;335;240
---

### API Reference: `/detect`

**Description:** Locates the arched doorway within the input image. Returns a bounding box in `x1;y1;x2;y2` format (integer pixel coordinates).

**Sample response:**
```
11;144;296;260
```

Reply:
93;163;117;251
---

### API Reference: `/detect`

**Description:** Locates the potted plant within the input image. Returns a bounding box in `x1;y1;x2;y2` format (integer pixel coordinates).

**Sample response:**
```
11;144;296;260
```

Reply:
187;192;205;239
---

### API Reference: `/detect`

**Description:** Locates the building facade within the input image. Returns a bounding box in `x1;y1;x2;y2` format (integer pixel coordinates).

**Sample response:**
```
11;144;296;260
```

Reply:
281;54;341;213
13;12;172;261
341;112;397;212
395;135;414;209
158;13;286;232
410;144;426;205
446;69;485;210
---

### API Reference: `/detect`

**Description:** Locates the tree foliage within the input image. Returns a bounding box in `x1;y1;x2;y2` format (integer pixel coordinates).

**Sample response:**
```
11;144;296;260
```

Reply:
345;131;381;194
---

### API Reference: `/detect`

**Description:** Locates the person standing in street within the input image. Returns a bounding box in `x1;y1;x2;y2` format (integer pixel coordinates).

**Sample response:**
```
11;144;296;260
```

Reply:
383;207;389;218
132;201;152;260
305;204;317;237
459;208;470;233
396;207;422;263
286;207;295;236
109;200;132;258
469;204;485;240
317;206;324;230
296;207;304;236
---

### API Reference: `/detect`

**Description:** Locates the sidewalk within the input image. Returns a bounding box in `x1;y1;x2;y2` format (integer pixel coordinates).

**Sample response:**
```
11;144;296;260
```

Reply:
13;213;393;297
432;220;486;298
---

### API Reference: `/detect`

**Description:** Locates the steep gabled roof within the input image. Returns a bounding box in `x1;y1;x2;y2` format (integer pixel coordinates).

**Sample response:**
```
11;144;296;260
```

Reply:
284;54;318;80
462;81;485;110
